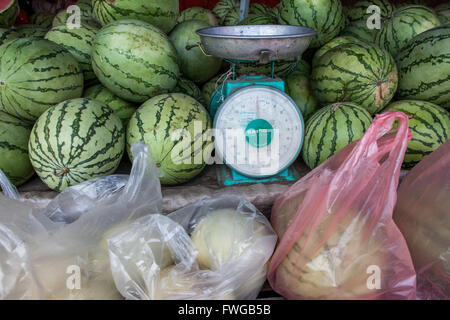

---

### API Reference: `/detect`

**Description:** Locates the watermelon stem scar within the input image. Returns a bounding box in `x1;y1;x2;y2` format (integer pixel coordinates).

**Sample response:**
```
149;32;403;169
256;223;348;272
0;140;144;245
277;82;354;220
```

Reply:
54;168;70;177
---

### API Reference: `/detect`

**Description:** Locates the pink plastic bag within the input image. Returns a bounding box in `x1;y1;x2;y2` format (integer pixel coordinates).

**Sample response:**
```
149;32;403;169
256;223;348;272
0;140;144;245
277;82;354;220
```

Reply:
394;140;450;300
268;111;417;300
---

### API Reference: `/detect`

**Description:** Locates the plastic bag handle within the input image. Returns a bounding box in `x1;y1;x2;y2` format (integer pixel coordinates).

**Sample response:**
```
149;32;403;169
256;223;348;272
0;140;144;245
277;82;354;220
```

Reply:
0;169;20;200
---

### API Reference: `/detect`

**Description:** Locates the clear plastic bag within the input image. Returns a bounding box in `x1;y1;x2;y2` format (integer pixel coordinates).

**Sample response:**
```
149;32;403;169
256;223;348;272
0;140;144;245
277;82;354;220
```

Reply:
268;111;417;300
108;195;278;300
394;140;450;300
0;142;163;299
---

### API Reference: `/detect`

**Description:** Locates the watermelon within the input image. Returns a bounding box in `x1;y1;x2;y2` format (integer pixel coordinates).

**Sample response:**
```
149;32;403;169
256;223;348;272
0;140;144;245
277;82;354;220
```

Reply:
249;3;274;16
202;75;226;109
312;36;361;68
375;5;441;58
285;73;318;121
435;4;450;24
169;20;222;83
29;98;125;192
127;93;212;185
301;102;373;169
235;59;299;78
177;7;218;26
346;0;394;22
83;84;136;127
384;100;450;169
92;0;179;33
239;14;278;25
0;0;19;28
213;0;239;24
396;24;450;109
173;78;205;106
91;19;179;103
295;59;311;76
0;27;19;46
14;24;48;38
52;0;99;29
29;13;55;29
311;42;398;115
278;0;346;48
45;22;99;86
341;19;379;42
222;6;240;26
0;38;84;122
0;111;34;186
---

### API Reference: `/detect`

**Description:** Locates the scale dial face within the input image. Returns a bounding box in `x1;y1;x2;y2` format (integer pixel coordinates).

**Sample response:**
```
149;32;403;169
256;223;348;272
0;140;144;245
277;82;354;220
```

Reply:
214;85;304;178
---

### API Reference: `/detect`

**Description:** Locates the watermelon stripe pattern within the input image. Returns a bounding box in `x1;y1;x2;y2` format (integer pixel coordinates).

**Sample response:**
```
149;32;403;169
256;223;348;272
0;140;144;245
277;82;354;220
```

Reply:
0;0;19;28
127;93;212;185
301;102;373;169
375;5;441;58
346;0;394;22
29;98;125;191
0;27;19;46
213;0;239;24
91;19;179;103
173;78;205;106
0;111;34;186
311;42;398;115
0;38;83;122
384;100;450;169
278;0;346;48
396;24;450;110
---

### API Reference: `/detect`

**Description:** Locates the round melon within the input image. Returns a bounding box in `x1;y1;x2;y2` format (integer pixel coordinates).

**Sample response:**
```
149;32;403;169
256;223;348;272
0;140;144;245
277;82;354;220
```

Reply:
383;100;450;169
0;27;19;46
435;3;450;24
0;0;19;28
213;0;239;24
169;20;221;83
222;6;240;26
177;7;218;26
249;3;274;16
83;84;136;127
45;22;100;86
312;35;361;67
239;14;278;25
52;0;99;29
285;73;319;122
29;98;125;192
294;59;311;76
375;5;441;58
235;59;299;78
173;78;205;106
29;13;55;29
201;75;225;109
346;0;394;22
311;42;398;115
91;19;180;103
0;111;34;186
14;24;48;38
92;0;179;33
127;93;212;185
301;102;373;169
278;0;346;48
0;38;83;122
341;19;379;42
396;24;450;110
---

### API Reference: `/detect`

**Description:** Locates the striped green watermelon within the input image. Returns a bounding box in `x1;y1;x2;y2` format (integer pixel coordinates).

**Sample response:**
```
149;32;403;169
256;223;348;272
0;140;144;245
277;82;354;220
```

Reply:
375;5;441;58
341;19;379;42
0;111;34;186
92;0;179;33
435;4;450;24
222;6;240;26
213;0;239;24
169;20;221;83
177;7;218;26
384;100;450;169
14;24;48;38
239;14;278;25
0;38;83;122
127;93;212;185
29;13;55;29
29;98;125;191
249;3;274;16
91;19;179;103
278;0;346;48
312;35;361;67
396;24;450;109
201;74;225;109
45;22;99;86
235;59;299;78
311;42;398;115
173;78;205;106
285;73;318;121
52;0;99;29
83;84;136;127
295;59;311;76
346;0;394;22
301;102;373;169
0;0;19;28
0;27;19;46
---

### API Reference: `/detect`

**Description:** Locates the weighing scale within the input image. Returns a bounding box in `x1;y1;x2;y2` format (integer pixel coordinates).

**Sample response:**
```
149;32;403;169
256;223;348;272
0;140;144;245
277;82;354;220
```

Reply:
196;25;316;186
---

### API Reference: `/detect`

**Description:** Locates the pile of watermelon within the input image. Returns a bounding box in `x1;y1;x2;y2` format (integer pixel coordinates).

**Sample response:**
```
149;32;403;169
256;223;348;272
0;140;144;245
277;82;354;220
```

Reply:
0;0;448;192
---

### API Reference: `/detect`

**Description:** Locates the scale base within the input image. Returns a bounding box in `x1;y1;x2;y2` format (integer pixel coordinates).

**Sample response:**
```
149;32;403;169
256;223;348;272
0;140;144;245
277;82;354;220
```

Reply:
216;165;299;187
